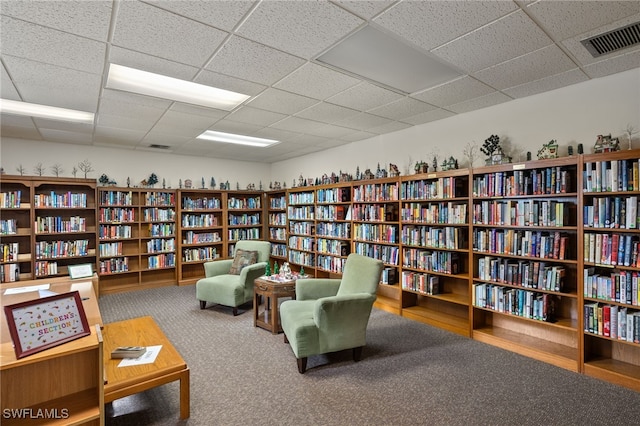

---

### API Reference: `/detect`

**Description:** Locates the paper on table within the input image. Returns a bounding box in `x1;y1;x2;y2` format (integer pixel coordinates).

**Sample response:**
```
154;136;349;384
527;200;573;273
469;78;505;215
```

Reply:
4;284;50;295
118;345;162;367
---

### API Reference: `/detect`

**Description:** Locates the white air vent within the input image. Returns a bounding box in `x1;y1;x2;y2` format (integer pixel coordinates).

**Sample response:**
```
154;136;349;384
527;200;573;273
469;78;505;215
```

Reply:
581;22;640;58
149;144;170;149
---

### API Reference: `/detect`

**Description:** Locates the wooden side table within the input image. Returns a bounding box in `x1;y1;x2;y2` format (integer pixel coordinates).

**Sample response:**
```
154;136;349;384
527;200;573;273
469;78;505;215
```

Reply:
253;277;296;334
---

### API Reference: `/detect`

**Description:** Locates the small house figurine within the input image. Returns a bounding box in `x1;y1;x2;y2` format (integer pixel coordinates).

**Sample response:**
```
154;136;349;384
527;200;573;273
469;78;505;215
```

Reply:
537;140;559;160
441;156;459;171
184;179;192;189
593;134;620;153
481;135;511;165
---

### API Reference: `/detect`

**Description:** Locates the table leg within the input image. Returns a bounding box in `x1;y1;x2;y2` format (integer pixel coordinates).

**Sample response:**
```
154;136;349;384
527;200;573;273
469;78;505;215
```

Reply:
180;368;190;419
271;297;278;334
253;291;258;327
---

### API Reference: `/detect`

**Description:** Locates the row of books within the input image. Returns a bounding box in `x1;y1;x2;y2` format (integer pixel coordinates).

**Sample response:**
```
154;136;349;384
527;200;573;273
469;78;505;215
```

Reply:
1;263;20;282
381;267;397;284
351;203;398;222
1;242;19;262
401;202;467;224
182;247;218;262
228;213;260;226
228;196;261;209
584;303;639;343
472;199;571;227
147;253;176;269
181;213;219;228
99;207;135;222
268;212;287;225
583;233;640;267
584;268;639;306
35;216;87;233
288;249;314;267
287;206;314;220
583;196;639;229
0;190;22;208
473;229;568;260
99;241;123;257
289;221;313;235
288;192;314;205
316;238;349;256
316;205;349;221
402;271;439;294
34;260;56;277
473;283;556;322
142;208;175;222
477;256;565;292
316;254;346;273
183;231;221;244
144;191;175;206
288;236;315;252
583;158;640;193
315;222;349;238
400;177;464;200
146;238;175;253
228;228;260;241
100;190;133;206
181;196;220;210
35;239;89;259
354;242;399;265
269;228;287;241
269;195;286;209
472;167;571;197
34;191;88;208
353;182;399;202
99;224;133;239
100;257;129;274
148;223;175;237
270;243;287;257
316;187;350;203
353;223;398;244
0;219;17;235
401;225;465;250
402;248;460;274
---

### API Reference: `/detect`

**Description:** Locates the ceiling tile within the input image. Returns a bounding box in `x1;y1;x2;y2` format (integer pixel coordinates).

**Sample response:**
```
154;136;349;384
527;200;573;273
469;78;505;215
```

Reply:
194;69;267;97
368;97;436;120
208;119;264;136
582;50;640;79
252;127;302;143
1;16;106;74
94;126;146;144
332;1;396;20
374;0;517;51
143;0;254;31
32;118;93;134
326;81;403;111
403;108;457;126
473;45;577;90
270;116;326;134
97;113;156;133
411;76;494;107
168;103;229;120
447;92;512;114
38;128;93;145
1;63;21;100
140;132;192;148
112;1;228;67
247;88;318;115
99;90;170;121
333;112;393;131
340;130;377;142
525;1;640;41
236;1;363;59
206;36;305;86
274;62;360;100
0;0;112;41
151;110;220;135
368;120;413;134
503;68;589;99
432;10;552;73
226;106;287;127
108;46;199;81
303;122;356;139
295;101;361;124
0;124;42;140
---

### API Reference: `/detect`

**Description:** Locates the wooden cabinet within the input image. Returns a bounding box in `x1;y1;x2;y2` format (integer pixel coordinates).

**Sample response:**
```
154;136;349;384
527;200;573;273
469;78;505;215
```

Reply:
1;176;33;282
399;169;471;336
580;148;640;391
226;190;263;256
286;188;315;273
177;189;224;285
266;190;287;263
470;157;580;371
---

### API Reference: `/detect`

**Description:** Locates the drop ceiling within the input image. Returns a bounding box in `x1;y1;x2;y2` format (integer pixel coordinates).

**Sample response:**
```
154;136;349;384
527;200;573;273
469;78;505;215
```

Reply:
1;0;639;163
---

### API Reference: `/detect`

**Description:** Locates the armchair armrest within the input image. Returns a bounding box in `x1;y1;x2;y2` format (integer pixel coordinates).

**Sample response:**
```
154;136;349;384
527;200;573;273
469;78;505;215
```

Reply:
203;259;233;277
240;262;267;282
313;293;376;330
296;278;341;300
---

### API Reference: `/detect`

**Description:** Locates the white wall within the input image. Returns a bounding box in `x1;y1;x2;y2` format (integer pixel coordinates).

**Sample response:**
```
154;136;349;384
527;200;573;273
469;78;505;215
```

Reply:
0;138;270;190
1;69;638;187
270;68;640;183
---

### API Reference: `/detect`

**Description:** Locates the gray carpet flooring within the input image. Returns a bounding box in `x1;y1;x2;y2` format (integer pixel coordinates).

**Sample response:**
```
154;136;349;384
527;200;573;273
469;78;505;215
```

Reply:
99;285;640;425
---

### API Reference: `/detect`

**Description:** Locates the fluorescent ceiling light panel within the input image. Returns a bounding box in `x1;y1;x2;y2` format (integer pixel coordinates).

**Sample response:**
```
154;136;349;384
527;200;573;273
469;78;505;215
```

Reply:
0;99;94;123
106;64;250;111
317;25;462;94
197;130;279;147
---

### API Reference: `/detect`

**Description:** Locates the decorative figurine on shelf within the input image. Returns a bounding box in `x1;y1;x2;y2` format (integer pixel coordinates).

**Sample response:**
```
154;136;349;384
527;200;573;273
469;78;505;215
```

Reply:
300;265;305;277
273;261;279;275
147;173;158;187
225;180;230;190
363;168;375;179
127;177;131;188
414;161;428;174
577;143;584;154
280;262;292;279
51;164;63;177
211;177;216;189
537;140;559;160
593;134;620;153
356;166;361;180
481;134;511;165
265;263;271;277
298;174;304;187
78;159;93;178
389;163;400;177
431;156;438;172
440;156;459;171
72;166;78;178
567;146;574;156
184;179;192;189
201;177;205;189
624;124;638;150
99;174;110;185
526;151;532;161
375;163;387;178
16;164;25;176
179;179;182;189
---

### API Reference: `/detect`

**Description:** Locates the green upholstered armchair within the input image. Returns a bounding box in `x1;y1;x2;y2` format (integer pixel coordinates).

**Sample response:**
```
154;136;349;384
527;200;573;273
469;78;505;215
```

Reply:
195;240;270;315
279;253;383;373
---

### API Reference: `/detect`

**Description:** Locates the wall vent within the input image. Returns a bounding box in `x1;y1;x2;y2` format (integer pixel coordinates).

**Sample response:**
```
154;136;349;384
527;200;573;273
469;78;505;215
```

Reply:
581;21;640;58
149;144;170;149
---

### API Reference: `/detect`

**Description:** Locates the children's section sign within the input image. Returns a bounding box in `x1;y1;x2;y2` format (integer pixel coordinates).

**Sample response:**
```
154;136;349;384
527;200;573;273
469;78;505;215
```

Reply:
4;291;90;359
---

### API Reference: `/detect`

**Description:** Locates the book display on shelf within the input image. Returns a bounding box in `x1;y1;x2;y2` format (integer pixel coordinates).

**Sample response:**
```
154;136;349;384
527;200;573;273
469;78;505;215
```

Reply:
266;190;288;262
141;190;176;286
471;157;580;372
580;148;640;392
287;188;316;272
314;183;351;276
177;189;225;285
226;191;263;256
0;178;32;282
399;169;471;335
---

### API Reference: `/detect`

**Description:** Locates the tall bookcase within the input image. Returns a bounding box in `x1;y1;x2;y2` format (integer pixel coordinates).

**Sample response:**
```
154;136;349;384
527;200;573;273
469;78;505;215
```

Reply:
580;148;640;391
351;177;401;314
32;177;97;280
226;190;263;256
177;189;224;285
315;182;351;277
266;190;288;263
399;169;471;336
140;189;177;287
470;157;581;371
287;187;315;273
0;176;33;282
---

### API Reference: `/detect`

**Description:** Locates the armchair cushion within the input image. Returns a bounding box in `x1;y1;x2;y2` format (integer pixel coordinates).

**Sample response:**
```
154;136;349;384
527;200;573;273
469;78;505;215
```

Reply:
229;249;258;275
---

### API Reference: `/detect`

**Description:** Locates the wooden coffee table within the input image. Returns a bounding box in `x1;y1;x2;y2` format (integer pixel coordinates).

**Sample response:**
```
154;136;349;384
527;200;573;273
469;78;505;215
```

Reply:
253;277;297;334
102;316;190;419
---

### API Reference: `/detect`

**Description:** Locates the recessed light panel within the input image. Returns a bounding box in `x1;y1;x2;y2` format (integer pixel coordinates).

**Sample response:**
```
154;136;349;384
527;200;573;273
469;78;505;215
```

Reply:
0;99;95;123
197;130;279;147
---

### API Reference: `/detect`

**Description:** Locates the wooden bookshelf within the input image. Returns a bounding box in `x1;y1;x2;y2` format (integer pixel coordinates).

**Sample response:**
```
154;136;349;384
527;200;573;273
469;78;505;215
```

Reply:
399;169;472;336
580;148;640;391
226;190;264;257
1;176;33;282
315;182;352;278
470;156;581;371
286;187;316;274
177;189;225;285
266;190;288;265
